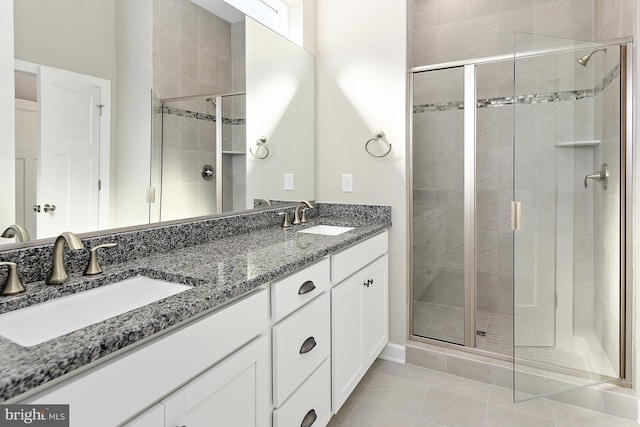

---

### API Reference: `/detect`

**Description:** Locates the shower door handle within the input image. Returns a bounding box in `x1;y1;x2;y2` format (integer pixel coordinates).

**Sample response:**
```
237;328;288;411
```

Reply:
511;201;523;231
584;163;608;190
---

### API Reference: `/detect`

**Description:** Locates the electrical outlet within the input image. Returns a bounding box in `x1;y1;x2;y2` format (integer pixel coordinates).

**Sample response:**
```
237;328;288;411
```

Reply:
284;173;294;191
341;174;353;192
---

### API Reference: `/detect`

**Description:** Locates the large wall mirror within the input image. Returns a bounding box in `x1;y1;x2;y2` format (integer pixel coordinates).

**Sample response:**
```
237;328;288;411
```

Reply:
1;0;315;246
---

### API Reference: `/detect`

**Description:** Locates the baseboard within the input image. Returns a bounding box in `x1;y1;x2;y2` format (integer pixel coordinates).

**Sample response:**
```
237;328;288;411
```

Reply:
379;342;406;364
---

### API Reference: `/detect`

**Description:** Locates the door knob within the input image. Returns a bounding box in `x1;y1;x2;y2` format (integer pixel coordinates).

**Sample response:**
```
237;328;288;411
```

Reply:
33;205;41;212
44;204;57;213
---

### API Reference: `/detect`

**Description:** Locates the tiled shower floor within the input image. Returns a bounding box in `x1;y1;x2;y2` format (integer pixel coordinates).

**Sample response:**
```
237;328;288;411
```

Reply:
413;301;616;377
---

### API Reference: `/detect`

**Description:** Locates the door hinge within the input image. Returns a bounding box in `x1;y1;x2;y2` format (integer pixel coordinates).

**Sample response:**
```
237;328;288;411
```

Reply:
97;104;105;116
555;293;558;309
98;180;102;191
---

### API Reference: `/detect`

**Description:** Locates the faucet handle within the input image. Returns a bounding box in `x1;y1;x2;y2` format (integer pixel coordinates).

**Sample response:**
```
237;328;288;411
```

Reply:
84;243;118;276
301;207;311;224
278;212;291;228
0;262;25;295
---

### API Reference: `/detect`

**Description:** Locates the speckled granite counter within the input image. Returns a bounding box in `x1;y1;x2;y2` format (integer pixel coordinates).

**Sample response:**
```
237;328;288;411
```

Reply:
0;203;390;402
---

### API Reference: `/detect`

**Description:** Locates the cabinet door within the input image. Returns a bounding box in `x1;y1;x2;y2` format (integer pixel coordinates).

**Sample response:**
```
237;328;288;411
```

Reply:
362;254;388;367
162;335;270;427
122;404;164;427
331;274;364;413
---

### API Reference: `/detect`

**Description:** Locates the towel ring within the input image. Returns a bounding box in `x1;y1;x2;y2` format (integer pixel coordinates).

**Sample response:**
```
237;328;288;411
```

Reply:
365;131;391;157
250;136;270;159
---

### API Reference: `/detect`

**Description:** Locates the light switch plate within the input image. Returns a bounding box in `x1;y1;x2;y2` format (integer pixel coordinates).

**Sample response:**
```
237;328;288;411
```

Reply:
284;173;294;191
341;174;353;192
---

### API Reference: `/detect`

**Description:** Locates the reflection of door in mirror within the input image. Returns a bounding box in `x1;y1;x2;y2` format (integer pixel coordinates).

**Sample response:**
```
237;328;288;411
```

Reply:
5;61;110;242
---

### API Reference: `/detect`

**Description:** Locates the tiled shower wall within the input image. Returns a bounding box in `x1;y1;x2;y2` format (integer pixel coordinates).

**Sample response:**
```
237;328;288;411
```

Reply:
153;0;245;220
411;0;595;68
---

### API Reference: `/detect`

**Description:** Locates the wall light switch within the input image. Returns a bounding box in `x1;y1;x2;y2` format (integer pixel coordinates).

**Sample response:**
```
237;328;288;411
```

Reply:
284;173;294;191
341;174;353;192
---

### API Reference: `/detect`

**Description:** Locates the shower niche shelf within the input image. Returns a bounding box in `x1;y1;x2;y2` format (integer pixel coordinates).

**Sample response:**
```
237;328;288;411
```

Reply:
554;140;601;148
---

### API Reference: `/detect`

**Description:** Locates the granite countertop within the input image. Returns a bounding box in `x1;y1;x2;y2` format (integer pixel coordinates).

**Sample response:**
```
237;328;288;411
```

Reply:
0;216;389;402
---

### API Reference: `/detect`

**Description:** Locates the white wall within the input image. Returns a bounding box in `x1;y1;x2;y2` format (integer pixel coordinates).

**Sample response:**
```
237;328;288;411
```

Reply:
114;0;153;227
315;0;407;346
0;1;15;238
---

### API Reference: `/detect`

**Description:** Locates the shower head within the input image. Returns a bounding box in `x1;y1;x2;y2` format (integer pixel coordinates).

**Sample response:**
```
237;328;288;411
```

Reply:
576;47;607;67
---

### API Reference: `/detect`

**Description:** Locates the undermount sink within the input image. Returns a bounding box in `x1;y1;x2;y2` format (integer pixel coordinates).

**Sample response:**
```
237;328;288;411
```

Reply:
297;225;355;236
0;276;192;347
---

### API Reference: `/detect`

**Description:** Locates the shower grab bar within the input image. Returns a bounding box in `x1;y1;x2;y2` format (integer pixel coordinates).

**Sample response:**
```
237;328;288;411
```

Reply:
365;130;392;157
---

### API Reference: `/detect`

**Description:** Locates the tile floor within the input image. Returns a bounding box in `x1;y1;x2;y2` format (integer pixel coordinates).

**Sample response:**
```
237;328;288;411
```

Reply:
327;359;639;427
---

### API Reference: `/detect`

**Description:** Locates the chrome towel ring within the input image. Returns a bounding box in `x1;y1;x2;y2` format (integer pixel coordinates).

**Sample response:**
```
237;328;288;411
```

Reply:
365;131;391;157
250;136;270;159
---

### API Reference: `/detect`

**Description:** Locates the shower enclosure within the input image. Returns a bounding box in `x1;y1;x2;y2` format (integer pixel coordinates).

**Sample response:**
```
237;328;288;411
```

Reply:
410;33;631;400
151;92;247;222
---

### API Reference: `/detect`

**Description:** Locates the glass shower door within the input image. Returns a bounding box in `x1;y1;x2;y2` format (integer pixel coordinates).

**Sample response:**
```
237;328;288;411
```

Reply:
412;67;466;345
513;33;623;400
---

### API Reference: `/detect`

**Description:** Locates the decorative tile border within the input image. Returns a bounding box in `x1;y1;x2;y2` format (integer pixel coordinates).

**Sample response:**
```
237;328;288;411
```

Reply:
159;106;246;125
414;63;620;113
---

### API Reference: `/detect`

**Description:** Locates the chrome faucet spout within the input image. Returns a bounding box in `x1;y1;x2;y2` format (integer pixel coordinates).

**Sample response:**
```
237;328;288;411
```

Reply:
293;201;314;225
1;224;30;242
46;232;84;285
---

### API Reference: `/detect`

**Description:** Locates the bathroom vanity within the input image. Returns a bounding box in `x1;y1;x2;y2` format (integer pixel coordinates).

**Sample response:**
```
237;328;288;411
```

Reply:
0;203;390;427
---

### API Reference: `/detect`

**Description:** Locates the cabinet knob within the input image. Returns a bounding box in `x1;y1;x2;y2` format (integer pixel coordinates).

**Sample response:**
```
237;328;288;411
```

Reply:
298;280;316;295
299;336;317;354
301;409;317;427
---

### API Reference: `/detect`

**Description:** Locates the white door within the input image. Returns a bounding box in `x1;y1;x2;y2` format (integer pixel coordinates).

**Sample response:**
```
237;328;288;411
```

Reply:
331;274;364;413
37;66;101;238
122;404;165;427
162;335;270;427
14;98;38;238
362;255;388;367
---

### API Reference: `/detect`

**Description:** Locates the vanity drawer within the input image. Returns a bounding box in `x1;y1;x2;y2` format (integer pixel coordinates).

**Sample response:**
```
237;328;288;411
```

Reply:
273;360;331;427
331;231;388;284
271;258;330;322
272;293;330;406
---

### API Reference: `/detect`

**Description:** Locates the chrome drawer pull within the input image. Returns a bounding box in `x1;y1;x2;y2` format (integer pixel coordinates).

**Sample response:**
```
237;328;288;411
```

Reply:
298;280;316;295
299;336;317;354
301;409;317;427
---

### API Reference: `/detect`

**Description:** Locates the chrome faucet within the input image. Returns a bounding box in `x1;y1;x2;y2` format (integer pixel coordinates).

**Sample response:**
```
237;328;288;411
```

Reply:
293;201;314;225
1;224;30;242
258;198;272;207
46;232;84;285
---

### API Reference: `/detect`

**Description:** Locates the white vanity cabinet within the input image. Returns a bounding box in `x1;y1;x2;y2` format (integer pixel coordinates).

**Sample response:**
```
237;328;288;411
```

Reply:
24;288;271;427
330;231;388;413
270;258;332;427
161;335;270;427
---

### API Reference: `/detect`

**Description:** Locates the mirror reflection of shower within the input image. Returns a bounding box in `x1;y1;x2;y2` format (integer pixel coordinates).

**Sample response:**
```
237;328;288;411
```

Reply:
155;92;247;222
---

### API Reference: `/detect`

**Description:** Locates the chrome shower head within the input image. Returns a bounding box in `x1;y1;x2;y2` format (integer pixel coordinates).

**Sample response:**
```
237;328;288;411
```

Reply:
576;47;607;67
